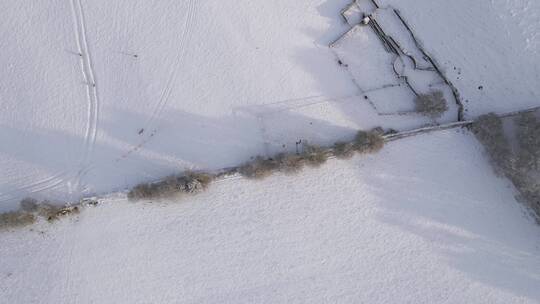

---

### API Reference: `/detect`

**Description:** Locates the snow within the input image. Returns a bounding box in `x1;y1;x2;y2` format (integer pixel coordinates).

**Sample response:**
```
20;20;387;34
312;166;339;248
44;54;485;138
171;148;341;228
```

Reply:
2;0;540;302
1;130;539;303
2;0;538;206
0;0;364;207
375;0;540;118
330;4;460;123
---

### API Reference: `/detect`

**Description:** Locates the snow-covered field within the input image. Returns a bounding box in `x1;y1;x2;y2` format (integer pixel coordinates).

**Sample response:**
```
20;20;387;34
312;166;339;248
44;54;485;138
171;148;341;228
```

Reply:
376;0;540;118
1;0;366;208
2;0;540;302
2;0;539;207
1;130;540;303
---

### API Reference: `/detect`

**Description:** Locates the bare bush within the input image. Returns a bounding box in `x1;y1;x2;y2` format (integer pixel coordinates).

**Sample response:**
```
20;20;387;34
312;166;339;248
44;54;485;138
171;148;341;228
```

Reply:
38;203;80;222
0;198;82;230
0;211;36;230
275;153;305;174
354;129;385;154
127;172;214;201
185;171;214;189
238;156;279;179
333;141;355;159
302;144;329;167
183;178;203;194
37;203;61;221
127;183;156;201
414;91;448;119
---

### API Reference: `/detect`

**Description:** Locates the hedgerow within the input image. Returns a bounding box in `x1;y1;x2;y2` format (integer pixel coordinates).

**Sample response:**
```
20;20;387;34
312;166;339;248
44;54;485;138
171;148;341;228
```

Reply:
2;127;388;229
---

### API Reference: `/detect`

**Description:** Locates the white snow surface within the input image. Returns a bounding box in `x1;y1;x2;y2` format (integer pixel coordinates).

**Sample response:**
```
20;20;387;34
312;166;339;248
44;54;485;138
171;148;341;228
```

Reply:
2;0;540;207
2;1;540;302
1;130;540;303
0;0;367;208
375;0;540;118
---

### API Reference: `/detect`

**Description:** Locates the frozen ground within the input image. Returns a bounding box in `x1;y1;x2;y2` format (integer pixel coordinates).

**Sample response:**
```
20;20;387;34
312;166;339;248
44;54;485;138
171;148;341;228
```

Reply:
1;130;540;303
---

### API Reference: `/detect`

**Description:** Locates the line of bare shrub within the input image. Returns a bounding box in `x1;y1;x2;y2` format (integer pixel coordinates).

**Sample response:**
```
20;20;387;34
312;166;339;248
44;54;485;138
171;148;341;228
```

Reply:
1;128;386;229
127;172;214;201
471;112;540;219
238;128;385;179
0;197;83;231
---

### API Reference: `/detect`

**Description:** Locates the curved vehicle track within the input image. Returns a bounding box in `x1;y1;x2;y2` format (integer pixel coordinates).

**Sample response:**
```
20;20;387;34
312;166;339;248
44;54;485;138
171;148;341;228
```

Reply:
70;0;100;181
119;0;198;161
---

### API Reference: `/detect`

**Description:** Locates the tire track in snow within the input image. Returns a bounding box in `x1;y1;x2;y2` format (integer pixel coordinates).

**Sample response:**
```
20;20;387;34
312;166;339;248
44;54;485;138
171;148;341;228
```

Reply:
118;0;197;161
145;0;196;128
0;0;99;203
70;0;100;182
238;93;363;116
0;173;67;203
